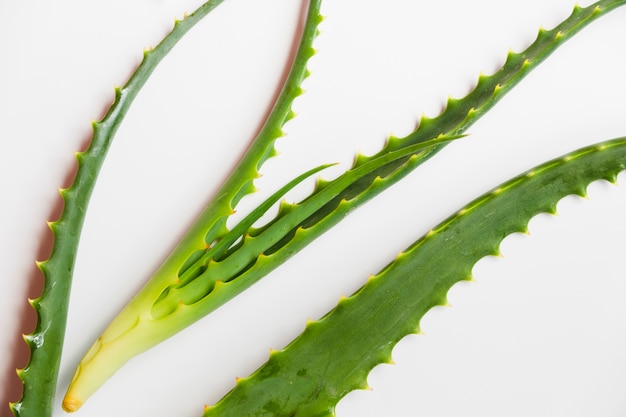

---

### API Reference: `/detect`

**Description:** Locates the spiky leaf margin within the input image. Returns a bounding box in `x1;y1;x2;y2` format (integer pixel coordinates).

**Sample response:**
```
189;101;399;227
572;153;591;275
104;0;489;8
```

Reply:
10;1;230;416
204;137;626;417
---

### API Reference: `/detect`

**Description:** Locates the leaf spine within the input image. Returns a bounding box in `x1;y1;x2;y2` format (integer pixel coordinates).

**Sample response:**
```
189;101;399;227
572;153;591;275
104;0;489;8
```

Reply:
269;348;280;358
285;109;298;122
46;221;57;233
212;279;225;291
27;296;39;308
360;382;373;391
352;152;370;168
15;365;26;380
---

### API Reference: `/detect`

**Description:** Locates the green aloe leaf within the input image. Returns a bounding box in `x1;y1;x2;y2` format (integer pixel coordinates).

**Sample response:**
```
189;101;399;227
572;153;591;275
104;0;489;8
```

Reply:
3;1;228;416
0;0;619;415
61;0;324;410
204;136;626;417
61;1;626;410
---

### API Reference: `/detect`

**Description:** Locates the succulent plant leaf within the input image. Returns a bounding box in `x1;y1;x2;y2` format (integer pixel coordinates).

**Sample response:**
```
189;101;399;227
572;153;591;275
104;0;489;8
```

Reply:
63;0;625;404
7;0;624;415
10;1;230;416
204;137;626;417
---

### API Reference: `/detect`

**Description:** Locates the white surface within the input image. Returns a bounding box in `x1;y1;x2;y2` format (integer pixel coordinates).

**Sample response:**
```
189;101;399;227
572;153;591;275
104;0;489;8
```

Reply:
1;1;626;416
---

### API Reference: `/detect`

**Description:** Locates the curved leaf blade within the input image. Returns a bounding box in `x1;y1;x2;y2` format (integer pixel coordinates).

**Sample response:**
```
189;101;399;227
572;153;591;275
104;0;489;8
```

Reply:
204;137;626;417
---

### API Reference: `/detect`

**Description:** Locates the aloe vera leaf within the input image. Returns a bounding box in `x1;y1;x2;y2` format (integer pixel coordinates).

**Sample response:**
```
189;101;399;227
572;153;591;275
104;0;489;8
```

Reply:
182;0;626;361
7;2;232;416
62;131;462;409
142;0;324;310
159;0;626;338
171;0;324;254
151;134;466;316
201;136;626;417
63;0;625;407
289;0;626;231
196;0;626;291
61;1;324;411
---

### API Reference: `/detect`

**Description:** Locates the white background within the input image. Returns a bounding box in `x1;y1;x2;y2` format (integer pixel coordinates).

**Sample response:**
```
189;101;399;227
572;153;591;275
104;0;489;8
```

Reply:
1;0;626;416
